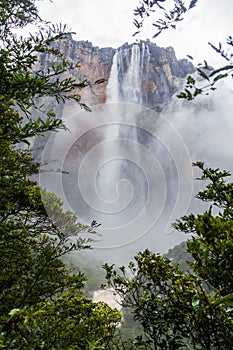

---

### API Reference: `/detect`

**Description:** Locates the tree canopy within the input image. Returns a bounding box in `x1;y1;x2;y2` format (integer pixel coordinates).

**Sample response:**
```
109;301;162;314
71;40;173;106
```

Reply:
0;1;121;348
104;163;233;349
1;0;232;349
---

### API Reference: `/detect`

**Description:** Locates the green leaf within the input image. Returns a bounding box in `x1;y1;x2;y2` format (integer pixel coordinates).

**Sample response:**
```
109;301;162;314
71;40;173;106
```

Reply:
209;65;233;77
9;308;21;317
197;68;210;81
213;73;228;82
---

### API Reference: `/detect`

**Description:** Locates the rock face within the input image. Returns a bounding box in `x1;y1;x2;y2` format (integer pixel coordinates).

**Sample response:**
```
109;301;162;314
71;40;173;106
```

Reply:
37;36;194;109
108;40;194;108
37;37;195;263
38;35;115;107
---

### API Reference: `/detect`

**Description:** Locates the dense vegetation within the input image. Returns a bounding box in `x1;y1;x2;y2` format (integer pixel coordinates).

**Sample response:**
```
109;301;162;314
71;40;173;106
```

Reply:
105;163;233;349
0;0;232;349
0;1;121;348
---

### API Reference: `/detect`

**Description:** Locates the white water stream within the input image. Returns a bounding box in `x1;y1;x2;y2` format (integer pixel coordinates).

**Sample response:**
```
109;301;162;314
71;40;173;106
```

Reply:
96;43;150;228
40;41;194;261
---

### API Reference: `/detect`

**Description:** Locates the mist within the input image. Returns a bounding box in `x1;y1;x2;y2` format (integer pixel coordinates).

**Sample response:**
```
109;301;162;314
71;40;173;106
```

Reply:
38;44;233;266
164;81;233;172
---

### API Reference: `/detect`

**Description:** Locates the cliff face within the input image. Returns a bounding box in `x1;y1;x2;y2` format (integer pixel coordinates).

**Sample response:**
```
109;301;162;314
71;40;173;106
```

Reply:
37;37;196;260
37;36;194;109
59;38;115;105
110;41;194;108
141;41;194;107
38;36;115;107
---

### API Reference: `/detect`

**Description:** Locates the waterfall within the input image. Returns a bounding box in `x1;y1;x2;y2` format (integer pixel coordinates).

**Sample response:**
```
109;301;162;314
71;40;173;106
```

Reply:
38;37;198;264
40;40;194;258
92;289;122;311
96;42;149;227
104;42;151;145
122;44;142;104
107;42;150;104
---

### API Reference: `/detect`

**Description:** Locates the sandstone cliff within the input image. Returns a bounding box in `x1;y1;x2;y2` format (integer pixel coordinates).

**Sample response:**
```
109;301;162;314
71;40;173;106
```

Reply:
37;35;194;110
37;36;196;261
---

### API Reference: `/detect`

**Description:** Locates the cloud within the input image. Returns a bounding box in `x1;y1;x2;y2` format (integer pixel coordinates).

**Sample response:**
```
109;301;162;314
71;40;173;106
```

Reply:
39;0;136;47
163;81;233;172
38;0;232;66
36;0;233;264
152;0;233;65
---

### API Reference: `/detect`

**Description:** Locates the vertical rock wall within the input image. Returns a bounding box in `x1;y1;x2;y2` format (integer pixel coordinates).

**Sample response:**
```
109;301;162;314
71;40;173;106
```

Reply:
37;36;194;110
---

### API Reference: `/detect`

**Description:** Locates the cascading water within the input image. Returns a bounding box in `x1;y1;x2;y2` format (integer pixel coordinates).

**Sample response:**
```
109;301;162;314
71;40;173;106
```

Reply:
40;40;194;261
122;44;143;104
96;42;150;227
108;42;150;104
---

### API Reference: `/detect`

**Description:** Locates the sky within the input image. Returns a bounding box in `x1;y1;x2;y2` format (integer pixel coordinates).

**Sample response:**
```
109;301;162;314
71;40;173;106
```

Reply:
36;0;233;263
38;0;233;67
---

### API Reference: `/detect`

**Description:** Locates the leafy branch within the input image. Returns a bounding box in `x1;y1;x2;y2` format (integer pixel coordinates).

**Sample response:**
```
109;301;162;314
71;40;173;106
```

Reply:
177;37;233;100
133;0;198;37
